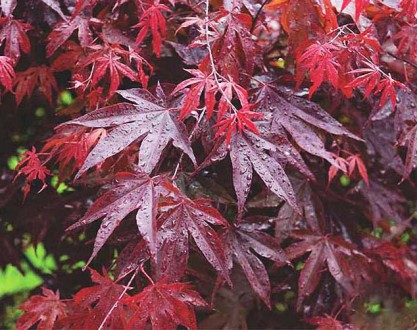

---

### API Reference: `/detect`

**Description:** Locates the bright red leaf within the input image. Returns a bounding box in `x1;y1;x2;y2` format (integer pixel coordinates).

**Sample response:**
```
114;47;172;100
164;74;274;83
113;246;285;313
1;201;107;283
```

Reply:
125;279;208;330
65;86;196;177
14;147;51;199
398;0;417;21
0;55;14;90
67;171;160;266
0;17;31;62
134;3;170;57
17;288;67;330
297;41;341;97
70;268;128;329
340;0;371;20
13;65;58;105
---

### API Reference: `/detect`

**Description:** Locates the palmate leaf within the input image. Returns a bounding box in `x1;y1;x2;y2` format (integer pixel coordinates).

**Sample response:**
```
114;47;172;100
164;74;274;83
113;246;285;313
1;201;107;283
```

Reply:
0;17;31;62
134;3;170;57
66;171;160;266
256;82;361;168
62;268;129;329
222;222;288;307
125;279;208;330
197;129;300;216
13;65;58;105
286;230;360;308
17;288;67;329
46;15;93;57
66;86;196;178
157;183;231;283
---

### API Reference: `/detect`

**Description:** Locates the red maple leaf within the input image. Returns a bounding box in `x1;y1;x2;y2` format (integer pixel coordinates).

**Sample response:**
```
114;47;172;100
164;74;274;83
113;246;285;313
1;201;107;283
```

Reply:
134;2;171;57
0;55;15;91
16;288;67;329
66;86;196;177
13;65;58;105
347;63;381;99
157;182;231;283
125;279;208;330
0;17;31;63
348;61;407;108
257;83;360;169
67;171;161;266
41;126;105;179
394;25;417;61
398;0;417;21
171;69;217;119
286;230;359;308
14;147;51;199
75;45;143;101
340;0;371;21
68;268;129;329
376;76;407;108
297;41;341;97
222;222;288;307
347;153;369;185
196;127;300;217
213;106;263;144
46;15;93;57
217;79;249;121
203;12;261;81
328;153;368;186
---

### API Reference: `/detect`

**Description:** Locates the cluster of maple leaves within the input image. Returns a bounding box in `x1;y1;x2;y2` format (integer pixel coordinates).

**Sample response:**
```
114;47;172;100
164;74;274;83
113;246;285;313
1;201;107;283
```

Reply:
1;0;417;329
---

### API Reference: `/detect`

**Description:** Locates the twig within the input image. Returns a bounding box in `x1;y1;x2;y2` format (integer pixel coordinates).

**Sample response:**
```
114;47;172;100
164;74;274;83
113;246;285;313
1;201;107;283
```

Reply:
204;0;238;114
250;0;270;34
171;107;206;180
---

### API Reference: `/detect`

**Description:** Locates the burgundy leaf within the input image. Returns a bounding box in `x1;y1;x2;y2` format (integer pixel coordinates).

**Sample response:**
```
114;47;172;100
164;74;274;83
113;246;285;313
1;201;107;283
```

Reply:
66;88;196;177
157;184;230;283
66;171;159;266
0;18;31;62
222;223;288;307
46;16;92;57
125;279;208;330
17;288;67;330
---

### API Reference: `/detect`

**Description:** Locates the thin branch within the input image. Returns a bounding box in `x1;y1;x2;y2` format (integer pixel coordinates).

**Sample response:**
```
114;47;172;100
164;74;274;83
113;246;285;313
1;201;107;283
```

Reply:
204;0;238;114
171;107;206;180
386;51;417;71
140;262;154;285
250;0;270;34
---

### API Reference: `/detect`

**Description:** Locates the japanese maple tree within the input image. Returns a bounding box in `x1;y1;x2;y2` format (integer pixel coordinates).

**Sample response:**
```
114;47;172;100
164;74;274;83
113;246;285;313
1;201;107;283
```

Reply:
1;0;417;329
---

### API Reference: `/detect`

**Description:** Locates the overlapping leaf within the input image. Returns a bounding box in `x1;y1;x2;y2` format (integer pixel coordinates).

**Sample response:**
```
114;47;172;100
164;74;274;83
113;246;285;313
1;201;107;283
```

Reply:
17;288;67;329
286;230;360;308
222;222;288;307
257;82;361;168
0;17;31;62
198;129;300;216
46;15;92;57
67;171;159;266
125;279;208;330
70;268;128;329
157;184;230;283
66;86;196;177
